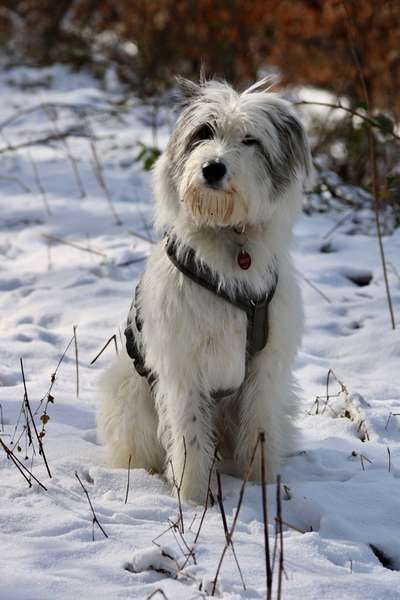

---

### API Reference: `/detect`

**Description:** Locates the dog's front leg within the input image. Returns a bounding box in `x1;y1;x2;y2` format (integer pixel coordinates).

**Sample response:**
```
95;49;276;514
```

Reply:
156;381;216;504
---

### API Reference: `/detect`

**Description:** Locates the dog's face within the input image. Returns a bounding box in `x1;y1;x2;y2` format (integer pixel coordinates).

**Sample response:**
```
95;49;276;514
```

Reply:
155;78;312;230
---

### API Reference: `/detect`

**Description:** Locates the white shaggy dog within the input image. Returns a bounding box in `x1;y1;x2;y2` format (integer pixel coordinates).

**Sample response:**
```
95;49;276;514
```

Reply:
97;77;311;503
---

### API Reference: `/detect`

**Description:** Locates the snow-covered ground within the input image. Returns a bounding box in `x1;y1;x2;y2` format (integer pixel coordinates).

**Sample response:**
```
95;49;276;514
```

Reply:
1;65;400;600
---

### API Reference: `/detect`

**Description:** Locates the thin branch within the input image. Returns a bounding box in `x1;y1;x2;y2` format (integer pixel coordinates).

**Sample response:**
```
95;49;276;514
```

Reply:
211;435;259;596
124;455;132;504
73;325;79;398
90;334;119;366
90;139;122;226
341;0;396;330
276;475;284;600
302;275;332;304
75;471;108;540
20;358;52;478
0;438;47;490
216;470;246;591
41;234;107;258
259;431;273;600
295;100;400;142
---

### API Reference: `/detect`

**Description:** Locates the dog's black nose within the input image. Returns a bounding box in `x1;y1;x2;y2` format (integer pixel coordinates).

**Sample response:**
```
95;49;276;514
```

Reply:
202;160;226;185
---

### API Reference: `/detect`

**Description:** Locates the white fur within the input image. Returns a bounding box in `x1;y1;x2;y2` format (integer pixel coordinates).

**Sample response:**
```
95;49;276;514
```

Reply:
97;78;311;503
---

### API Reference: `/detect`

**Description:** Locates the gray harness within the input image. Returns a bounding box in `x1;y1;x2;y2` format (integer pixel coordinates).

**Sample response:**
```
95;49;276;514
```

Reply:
125;236;278;398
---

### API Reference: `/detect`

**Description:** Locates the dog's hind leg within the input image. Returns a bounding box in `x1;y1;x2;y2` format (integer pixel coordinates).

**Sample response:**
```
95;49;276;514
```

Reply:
97;353;163;472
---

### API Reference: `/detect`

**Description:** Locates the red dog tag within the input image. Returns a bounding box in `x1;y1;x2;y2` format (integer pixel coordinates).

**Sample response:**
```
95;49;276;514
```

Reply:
238;249;251;270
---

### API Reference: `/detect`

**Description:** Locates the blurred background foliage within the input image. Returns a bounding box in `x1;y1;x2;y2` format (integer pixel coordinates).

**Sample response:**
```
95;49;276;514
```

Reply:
0;0;399;201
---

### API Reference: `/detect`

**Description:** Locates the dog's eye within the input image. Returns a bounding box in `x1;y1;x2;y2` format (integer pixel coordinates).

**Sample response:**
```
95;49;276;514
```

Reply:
193;124;214;142
242;136;259;146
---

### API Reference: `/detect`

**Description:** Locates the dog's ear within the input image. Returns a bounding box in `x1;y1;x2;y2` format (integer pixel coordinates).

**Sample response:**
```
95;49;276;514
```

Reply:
175;76;201;104
278;107;313;184
244;75;279;95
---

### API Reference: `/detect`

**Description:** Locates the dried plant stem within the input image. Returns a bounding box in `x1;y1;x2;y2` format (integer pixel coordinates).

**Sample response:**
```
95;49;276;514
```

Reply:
90;140;122;226
42;104;86;198
341;0;396;330
20;358;52;478
259;432;273;600
75;471;108;540
28;149;51;216
0;438;47;490
211;436;259;596
294;100;400;143
301;275;332;304
41;234;107;258
90;334;119;365
216;470;246;591
168;437;187;534
276;475;284;600
73;325;79;398
387;447;391;473
124;455;132;504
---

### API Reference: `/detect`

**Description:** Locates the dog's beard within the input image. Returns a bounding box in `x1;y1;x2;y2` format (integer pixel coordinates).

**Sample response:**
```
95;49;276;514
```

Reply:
182;183;247;227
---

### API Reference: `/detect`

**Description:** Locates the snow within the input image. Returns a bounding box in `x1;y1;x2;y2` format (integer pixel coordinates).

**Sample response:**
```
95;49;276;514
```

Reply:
1;64;400;600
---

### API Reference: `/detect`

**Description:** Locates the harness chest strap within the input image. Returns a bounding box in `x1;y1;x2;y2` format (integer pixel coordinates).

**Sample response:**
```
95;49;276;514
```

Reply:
125;237;278;396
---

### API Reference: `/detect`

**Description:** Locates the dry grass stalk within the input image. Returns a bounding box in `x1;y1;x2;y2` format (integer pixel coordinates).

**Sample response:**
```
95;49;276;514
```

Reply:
41;233;107;259
295;100;400;143
259;431;273;600
20;358;52;478
27;149;51;216
301;275;332;304
42;104;86;198
90;139;122;226
168;437;187;534
342;0;396;330
75;471;108;540
73;325;79;398
276;475;284;600
146;589;169;600
90;334;119;365
387;447;391;473
124;455;132;504
211;435;260;596
215;470;246;591
0;438;47;490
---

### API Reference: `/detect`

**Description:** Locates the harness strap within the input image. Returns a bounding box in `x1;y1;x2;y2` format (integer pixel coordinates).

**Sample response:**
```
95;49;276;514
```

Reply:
125;236;278;396
165;236;278;358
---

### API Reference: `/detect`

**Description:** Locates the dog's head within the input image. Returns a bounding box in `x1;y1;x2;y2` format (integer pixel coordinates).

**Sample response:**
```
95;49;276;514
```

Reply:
154;77;312;231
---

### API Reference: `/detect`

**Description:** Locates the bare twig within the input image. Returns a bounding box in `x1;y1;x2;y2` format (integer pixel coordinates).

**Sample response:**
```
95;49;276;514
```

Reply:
42;104;86;198
90;334;119;366
90;140;122;226
259;431;273;600
27;149;51;216
341;0;396;330
73;325;79;398
216;470;246;591
75;471;108;540
41;234;107;258
276;475;284;600
295;100;400;143
302;275;332;304
124;455;132;504
20;358;52;478
387;447;391;473
168;437;187;534
0;438;47;490
146;589;169;600
211;436;259;595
